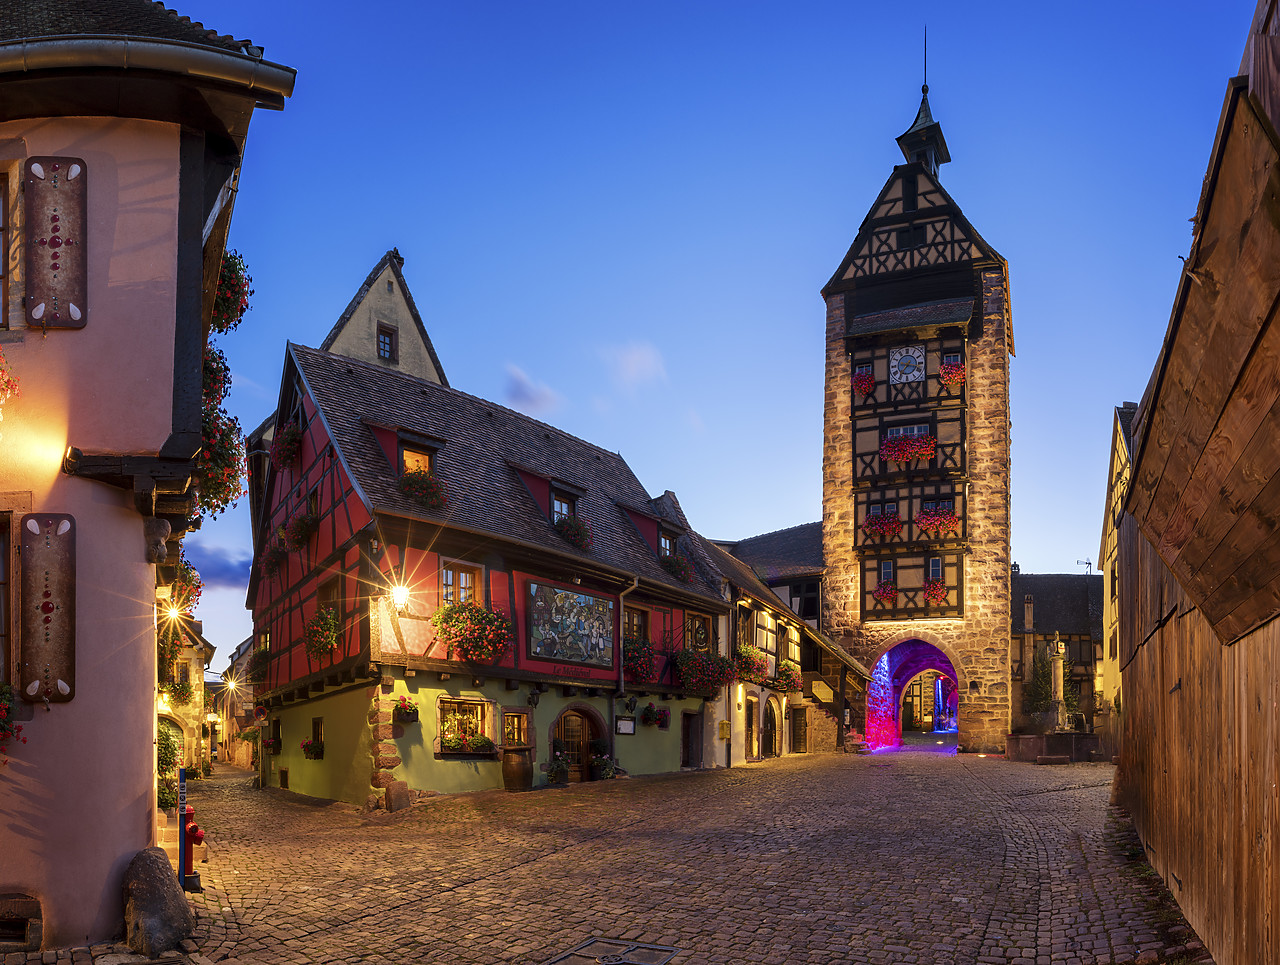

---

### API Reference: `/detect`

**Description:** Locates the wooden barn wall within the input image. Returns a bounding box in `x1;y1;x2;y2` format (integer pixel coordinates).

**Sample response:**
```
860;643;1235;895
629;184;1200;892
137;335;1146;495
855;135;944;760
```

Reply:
1115;519;1278;965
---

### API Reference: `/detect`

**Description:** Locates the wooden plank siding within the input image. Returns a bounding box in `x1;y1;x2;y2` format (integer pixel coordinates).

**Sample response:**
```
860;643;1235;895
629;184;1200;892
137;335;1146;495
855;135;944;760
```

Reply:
1116;518;1278;965
1125;79;1280;642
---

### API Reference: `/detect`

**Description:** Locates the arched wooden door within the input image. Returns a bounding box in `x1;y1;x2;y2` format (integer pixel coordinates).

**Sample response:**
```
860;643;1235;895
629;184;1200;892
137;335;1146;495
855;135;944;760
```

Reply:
554;710;597;783
762;701;778;758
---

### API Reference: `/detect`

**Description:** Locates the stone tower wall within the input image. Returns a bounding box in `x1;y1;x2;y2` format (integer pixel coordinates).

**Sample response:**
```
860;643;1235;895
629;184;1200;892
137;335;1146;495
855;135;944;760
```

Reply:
820;269;1012;753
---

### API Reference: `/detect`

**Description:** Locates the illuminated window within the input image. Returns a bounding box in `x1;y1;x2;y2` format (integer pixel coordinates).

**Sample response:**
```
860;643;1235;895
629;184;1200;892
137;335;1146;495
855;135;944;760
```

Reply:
755;610;777;656
439;699;489;752
402;446;432;474
552;491;575;522
779;623;800;663
685;613;712;651
441;562;480;604
623;607;648;642
376;324;398;362
503;712;529;746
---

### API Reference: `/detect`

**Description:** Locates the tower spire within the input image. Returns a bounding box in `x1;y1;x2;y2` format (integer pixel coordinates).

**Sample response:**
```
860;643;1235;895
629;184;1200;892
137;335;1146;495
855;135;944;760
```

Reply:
896;34;951;179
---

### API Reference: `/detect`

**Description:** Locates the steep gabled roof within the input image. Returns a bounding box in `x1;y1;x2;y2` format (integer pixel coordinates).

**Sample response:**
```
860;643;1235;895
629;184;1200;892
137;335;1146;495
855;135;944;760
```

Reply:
288;344;721;603
0;0;257;53
728;522;823;582
1011;573;1104;640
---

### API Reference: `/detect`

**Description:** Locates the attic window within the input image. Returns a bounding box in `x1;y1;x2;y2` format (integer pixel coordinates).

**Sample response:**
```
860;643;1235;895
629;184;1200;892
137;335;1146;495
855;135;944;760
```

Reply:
659;532;675;558
552;491;575;522
402;446;433;475
377;324;398;363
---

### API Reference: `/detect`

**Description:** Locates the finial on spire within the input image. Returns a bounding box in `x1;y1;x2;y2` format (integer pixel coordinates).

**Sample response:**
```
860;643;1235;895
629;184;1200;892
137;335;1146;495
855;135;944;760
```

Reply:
924;23;927;89
896;44;951;179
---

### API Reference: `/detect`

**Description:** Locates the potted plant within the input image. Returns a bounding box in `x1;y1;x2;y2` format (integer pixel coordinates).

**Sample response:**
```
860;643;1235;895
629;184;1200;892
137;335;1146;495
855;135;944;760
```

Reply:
660;553;694;583
262;736;281;755
916;507;961;537
546;738;569;785
623;636;655;683
282;511;319;551
210;249;253;334
852;370;875;398
674;650;736;694
774;660;804;694
860;512;903;539
733;642;769;686
872;579;899;606
587;738;612;781
939;360;966;387
432;600;512;663
879;434;936;466
393;695;419;723
305;606;340;660
270;420;303;471
300;738;324;760
553;513;593;552
399;466;448;513
639;702;670;728
924;578;948;607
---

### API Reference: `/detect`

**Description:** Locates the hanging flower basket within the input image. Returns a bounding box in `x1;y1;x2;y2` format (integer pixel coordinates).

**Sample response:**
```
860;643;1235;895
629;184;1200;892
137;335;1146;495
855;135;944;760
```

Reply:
639;702;670;727
916;508;960;537
305;606;340;660
660;553;694;583
774;660;804;694
734;643;770;685
195;404;246;520
879;434;936;466
259;541;289;580
623;636;655;683
852;371;875;398
0;346;20;444
393;696;419;723
860;512;902;538
674;650;736;694
210;249;254;334
432;600;512;663
399;467;448;513
872;580;899;606
171;555;203;615
924;578;948;606
1;683;27;766
270;421;303;471
282;512;319;551
246;647;271;684
553;513;593;552
939;361;966;387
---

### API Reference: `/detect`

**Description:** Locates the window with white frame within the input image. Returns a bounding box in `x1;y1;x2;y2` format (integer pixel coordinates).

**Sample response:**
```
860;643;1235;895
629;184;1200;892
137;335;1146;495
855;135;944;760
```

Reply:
929;557;943;580
880;560;894;583
886;424;930;438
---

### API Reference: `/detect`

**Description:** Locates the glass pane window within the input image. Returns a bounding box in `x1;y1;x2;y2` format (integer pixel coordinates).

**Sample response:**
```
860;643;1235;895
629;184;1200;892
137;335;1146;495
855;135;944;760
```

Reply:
442;563;479;604
552;492;574;522
440;700;485;739
659;532;674;557
854;362;872;375
403;447;432;474
624;607;648;641
886;424;930;438
755;610;777;655
880;560;894;583
929;558;943;580
503;712;529;746
942;352;961;366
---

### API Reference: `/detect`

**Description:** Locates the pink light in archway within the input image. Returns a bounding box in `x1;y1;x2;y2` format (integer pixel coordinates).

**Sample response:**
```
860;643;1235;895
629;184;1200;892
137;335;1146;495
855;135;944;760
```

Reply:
866;653;899;748
865;640;959;749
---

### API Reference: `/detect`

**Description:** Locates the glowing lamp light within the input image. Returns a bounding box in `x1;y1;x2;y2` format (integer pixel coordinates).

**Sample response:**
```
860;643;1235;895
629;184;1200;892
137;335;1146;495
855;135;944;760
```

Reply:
736;683;744;709
978;753;987;758
166;606;182;621
391;584;410;611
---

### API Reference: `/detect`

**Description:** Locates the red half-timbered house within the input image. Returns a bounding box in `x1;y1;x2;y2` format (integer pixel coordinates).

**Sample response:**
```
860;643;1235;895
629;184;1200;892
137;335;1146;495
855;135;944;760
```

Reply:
246;344;731;804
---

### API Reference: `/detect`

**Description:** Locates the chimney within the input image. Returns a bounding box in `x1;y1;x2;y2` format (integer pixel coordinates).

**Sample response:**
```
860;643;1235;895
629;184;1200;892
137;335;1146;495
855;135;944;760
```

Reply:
1024;594;1034;631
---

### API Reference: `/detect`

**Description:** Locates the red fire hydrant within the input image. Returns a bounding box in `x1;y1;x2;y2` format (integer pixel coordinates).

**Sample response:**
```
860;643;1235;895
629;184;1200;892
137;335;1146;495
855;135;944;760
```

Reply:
182;805;204;870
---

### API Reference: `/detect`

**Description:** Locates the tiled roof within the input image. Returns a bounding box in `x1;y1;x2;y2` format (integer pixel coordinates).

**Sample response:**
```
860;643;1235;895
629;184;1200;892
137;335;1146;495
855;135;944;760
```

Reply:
846;296;974;337
729;522;823;582
1011;573;1104;639
0;0;258;55
289;345;723;604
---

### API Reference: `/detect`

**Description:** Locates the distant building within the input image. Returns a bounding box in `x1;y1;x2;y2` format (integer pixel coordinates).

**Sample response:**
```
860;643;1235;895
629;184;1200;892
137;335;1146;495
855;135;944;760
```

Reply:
1009;571;1103;729
1097;402;1136;715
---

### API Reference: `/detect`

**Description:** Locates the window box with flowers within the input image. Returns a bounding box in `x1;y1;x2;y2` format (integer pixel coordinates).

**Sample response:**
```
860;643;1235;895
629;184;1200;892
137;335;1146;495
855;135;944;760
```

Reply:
300;738;324;760
660;553;695;583
915;508;961;537
861;512;902;539
262;737;281;755
623;636;655;683
774;660;804;694
164;679;194;707
639;702;670;729
282;511;319;551
438;701;499;757
399;466;448;514
393;696;419;723
674;650;736;694
305;606;340;660
924;579;949;607
259;540;289;580
879;434;936;466
432;600;512;663
872;579;899;606
852;370;876;398
553;513;593;552
734;642;770;686
1;682;28;766
938;361;966;388
270;420;303;472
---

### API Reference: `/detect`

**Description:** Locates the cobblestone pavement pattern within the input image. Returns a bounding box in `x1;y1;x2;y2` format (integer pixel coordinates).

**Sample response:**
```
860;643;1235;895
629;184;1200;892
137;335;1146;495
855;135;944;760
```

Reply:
16;744;1212;965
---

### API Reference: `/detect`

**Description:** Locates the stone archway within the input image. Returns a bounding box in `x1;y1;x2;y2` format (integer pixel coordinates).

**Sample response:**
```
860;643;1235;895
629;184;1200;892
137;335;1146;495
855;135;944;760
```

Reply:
865;639;959;749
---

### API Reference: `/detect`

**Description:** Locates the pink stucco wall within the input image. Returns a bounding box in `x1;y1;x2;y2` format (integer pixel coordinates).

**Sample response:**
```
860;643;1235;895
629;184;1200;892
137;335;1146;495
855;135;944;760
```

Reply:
0;117;180;946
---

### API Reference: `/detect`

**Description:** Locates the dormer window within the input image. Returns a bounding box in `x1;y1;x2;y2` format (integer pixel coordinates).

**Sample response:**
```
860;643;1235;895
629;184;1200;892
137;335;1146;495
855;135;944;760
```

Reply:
659;532;675;558
552;491;574;522
402;446;432;474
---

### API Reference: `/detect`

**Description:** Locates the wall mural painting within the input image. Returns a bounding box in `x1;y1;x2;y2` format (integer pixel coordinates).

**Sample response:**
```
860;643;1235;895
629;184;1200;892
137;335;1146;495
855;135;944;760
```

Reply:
527;582;615;668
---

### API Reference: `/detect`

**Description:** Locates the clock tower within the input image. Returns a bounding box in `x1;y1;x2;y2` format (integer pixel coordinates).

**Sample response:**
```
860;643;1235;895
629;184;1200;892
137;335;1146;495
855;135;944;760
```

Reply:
820;86;1013;752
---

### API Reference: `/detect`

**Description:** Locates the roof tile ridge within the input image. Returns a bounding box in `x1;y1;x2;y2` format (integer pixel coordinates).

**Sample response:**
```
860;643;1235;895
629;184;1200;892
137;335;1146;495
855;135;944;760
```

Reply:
736;520;822;543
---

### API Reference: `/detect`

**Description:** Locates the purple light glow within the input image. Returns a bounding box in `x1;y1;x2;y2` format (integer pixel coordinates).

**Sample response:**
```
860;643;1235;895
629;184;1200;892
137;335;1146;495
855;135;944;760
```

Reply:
864;640;959;749
866;653;899;749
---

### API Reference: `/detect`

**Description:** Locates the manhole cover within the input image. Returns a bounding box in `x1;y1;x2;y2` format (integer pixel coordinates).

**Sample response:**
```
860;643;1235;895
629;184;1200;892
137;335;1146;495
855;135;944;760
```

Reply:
539;937;680;965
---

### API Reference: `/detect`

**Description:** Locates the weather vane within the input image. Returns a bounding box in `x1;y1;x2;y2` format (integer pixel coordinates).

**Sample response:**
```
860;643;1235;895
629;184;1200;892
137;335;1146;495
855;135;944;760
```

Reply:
1077;558;1093;575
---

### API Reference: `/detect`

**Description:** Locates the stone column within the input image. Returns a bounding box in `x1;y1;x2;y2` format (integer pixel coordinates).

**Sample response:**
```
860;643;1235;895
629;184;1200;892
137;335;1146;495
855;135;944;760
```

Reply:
1050;631;1065;732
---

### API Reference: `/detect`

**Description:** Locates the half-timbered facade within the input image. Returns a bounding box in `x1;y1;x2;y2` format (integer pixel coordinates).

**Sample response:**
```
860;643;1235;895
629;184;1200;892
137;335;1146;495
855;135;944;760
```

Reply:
247;344;734;804
821;87;1013;752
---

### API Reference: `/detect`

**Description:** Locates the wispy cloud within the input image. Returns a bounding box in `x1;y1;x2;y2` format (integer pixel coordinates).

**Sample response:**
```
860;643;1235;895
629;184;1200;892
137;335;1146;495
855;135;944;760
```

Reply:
183;541;253;590
600;341;666;394
504;364;562;415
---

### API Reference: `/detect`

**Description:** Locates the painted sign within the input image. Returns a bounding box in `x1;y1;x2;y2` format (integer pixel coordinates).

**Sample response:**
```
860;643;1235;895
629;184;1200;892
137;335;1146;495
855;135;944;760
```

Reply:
24;157;87;329
527;582;615;668
19;514;75;703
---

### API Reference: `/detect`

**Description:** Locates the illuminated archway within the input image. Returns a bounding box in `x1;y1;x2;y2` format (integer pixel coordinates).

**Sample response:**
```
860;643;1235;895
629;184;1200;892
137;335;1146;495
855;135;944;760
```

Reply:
866;639;959;749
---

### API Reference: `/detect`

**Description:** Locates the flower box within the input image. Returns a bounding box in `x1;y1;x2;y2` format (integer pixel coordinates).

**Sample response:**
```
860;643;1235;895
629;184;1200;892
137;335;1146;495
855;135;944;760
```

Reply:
553;513;593;552
915;508;960;537
282;512;319;551
399;467;448;513
674;650;736;694
879;434;936;466
305;606;340;660
211;249;253;334
872;580;899;606
852;371;875;397
861;512;902;538
939;361;966;387
924;579;948;607
660;553;694;583
774;661;803;694
270;420;302;471
733;643;769;686
439;734;497;755
433;601;513;663
639;702;670;728
623;636;655;683
300;739;323;760
393;697;419;723
262;737;281;755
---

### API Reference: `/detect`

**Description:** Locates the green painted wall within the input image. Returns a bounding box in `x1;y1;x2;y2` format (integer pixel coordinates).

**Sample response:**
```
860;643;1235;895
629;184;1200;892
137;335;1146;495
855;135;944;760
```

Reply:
613;699;703;776
265;687;374;804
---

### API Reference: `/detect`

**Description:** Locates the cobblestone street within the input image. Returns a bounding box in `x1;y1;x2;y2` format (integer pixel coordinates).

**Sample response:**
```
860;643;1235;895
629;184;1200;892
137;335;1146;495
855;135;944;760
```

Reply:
23;747;1210;965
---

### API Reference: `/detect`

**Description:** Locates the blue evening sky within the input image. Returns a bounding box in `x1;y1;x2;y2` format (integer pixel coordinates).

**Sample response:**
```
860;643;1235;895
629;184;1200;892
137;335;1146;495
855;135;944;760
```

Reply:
185;1;1255;669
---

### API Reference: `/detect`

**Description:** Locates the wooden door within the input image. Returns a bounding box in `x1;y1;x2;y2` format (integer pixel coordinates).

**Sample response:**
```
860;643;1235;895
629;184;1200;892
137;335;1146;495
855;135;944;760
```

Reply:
745;698;757;759
555;711;593;783
762;702;778;758
791;707;808;753
680;711;701;768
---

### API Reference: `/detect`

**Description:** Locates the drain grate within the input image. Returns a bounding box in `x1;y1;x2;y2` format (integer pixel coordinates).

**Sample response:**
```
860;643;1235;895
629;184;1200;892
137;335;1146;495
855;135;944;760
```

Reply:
539;937;680;965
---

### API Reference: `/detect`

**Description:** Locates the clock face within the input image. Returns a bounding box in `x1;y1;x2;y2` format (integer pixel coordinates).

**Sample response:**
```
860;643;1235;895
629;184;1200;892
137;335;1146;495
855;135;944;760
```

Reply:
889;345;926;384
